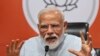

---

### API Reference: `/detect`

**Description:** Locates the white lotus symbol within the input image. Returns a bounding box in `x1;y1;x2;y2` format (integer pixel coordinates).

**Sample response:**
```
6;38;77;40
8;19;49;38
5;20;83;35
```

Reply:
43;0;78;11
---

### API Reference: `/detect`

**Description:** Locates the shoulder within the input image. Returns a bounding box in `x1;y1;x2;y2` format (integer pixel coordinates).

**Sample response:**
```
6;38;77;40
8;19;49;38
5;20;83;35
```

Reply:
64;34;82;50
25;36;39;42
64;34;81;42
20;36;44;56
23;36;40;47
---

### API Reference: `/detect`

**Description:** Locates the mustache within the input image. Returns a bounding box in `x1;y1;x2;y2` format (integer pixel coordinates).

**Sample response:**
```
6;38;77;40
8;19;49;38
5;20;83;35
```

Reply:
44;34;58;40
46;36;57;40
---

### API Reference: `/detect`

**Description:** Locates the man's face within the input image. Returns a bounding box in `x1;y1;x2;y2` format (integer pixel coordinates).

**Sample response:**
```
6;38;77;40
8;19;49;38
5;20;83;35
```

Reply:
38;11;66;49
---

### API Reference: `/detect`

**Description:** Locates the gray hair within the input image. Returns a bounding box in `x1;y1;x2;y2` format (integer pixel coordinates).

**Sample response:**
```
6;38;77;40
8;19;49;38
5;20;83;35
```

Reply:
38;6;64;20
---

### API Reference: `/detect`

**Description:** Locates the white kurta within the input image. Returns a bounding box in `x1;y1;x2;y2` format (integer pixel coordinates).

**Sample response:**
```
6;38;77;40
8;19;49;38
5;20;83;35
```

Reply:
20;34;95;56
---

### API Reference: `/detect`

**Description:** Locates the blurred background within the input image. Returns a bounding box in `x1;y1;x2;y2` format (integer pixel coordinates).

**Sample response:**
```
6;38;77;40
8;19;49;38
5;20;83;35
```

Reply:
0;0;100;56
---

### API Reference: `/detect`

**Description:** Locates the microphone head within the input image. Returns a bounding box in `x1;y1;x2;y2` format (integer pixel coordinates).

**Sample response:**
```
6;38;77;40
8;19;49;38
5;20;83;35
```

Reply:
45;45;49;52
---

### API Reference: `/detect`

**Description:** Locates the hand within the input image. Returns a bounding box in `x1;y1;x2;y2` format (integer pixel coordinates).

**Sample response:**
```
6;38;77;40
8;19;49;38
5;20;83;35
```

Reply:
6;39;24;56
68;31;92;56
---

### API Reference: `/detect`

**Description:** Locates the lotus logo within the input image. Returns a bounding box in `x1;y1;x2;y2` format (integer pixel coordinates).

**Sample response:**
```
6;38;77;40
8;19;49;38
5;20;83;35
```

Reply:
22;0;99;33
43;0;78;11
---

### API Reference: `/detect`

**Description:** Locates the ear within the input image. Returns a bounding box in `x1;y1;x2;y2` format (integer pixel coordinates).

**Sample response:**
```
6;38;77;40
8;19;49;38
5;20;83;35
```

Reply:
37;24;40;31
64;21;67;31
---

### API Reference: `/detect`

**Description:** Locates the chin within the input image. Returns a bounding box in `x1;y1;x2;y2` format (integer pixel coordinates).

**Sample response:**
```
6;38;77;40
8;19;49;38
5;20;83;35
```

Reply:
46;40;60;50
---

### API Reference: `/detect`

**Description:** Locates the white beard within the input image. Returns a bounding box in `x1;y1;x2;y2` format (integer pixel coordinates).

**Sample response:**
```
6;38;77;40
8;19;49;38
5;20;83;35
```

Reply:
46;33;64;50
41;30;65;50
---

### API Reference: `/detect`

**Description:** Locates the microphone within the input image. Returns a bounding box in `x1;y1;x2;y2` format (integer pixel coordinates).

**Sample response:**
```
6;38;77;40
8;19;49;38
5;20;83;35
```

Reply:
45;45;49;56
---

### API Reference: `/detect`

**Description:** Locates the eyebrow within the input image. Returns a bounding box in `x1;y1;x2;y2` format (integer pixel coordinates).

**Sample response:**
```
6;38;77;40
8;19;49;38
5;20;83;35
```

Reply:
40;22;60;25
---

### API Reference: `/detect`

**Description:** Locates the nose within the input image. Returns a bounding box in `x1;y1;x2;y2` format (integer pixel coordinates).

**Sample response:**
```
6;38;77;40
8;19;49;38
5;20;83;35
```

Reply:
47;25;54;35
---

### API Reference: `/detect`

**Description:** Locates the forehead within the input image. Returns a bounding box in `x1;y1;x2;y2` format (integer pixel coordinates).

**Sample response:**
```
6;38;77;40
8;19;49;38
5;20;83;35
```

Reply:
39;11;63;24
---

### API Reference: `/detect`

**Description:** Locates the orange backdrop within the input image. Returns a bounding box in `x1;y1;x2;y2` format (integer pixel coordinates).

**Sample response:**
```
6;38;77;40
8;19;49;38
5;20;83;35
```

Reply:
0;0;100;56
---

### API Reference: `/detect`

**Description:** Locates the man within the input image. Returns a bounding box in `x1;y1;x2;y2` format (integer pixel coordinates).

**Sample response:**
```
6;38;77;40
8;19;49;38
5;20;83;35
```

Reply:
6;7;95;56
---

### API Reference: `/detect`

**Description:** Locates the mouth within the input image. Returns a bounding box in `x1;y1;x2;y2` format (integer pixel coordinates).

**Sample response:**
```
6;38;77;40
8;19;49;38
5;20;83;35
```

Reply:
46;36;57;43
